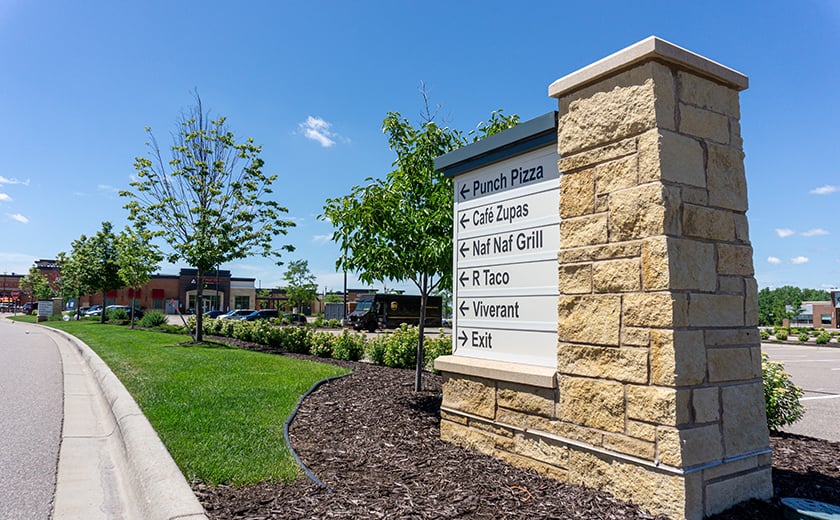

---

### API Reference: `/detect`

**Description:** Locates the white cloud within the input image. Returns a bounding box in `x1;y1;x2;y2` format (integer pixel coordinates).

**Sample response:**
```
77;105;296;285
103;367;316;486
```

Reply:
775;228;795;238
0;175;29;186
801;228;830;237
0;192;11;202
767;256;782;265
7;213;29;224
791;256;809;264
810;185;839;195
299;116;339;147
97;184;118;193
312;234;333;244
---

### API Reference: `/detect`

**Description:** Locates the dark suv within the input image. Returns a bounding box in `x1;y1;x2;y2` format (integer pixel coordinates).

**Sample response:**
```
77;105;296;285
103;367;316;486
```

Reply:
283;313;308;325
243;309;279;321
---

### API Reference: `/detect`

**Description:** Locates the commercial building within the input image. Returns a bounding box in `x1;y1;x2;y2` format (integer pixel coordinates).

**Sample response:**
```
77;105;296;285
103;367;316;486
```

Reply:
787;292;840;329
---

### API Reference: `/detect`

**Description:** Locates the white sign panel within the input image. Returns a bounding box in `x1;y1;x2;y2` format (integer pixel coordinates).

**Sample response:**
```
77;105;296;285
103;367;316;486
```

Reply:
452;144;560;368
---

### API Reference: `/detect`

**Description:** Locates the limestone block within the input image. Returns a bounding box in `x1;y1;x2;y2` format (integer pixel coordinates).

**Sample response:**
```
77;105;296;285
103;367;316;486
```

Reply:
679;104;730;144
702;452;760;482
623;292;688;328
627;420;657;442
568;449;701;520
705;327;759;347
593;258;641;293
745;278;759;326
683;205;736;242
704;467;772;517
650;329;706;386
717;244;754;276
678;71;741;118
626;385;691;426
560;213;609;247
557;376;625;432
497;382;555;418
688;294;745;328
441;374;496;419
496;407;553;433
621;327;651;347
638;129;705;186
608;183;681;241
559;137;637;172
441;420;497;453
656;425;722;467
708;347;760;383
692;386;720;423
560;169;595;218
682;186;709;206
558;263;592;294
707;143;748;212
557;344;648;384
734;214;750;243
596;155;638;194
729;117;744;150
721;382;770;456
557;295;621;346
512;432;569;465
558;78;658;155
603;432;655;459
440;410;468;425
718;276;744;294
560;241;642;263
492;449;570;481
545;420;605;446
642;237;716;292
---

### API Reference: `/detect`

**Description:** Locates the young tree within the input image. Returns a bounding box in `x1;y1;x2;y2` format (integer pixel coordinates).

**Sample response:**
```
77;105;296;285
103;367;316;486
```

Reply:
115;226;162;327
122;93;295;341
78;222;123;323
56;246;93;319
322;98;518;391
19;266;52;302
283;260;317;313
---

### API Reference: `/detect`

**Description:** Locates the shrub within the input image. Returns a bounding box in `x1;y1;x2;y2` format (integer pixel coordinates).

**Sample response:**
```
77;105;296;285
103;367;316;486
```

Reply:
365;336;388;365
774;329;788;341
158;324;185;334
332;330;366;361
762;353;805;431
140;311;168;328
423;332;452;371
277;326;312;354
326;319;342;328
798;332;810;343
383;324;419;369
311;317;325;328
309;332;335;358
107;307;130;321
816;332;831;345
759;329;770;341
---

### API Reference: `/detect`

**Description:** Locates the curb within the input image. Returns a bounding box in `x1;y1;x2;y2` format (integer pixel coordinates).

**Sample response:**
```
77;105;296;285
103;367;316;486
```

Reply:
45;325;207;520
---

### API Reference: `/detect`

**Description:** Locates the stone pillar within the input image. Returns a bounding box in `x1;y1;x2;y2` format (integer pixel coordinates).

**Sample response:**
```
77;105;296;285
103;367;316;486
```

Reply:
436;37;771;520
546;36;771;519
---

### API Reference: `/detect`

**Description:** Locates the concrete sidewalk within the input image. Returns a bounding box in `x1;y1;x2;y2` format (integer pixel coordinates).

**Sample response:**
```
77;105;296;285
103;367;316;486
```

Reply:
3;317;207;520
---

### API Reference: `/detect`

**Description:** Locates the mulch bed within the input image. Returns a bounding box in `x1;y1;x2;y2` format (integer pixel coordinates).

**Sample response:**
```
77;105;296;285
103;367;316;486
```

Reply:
192;341;840;519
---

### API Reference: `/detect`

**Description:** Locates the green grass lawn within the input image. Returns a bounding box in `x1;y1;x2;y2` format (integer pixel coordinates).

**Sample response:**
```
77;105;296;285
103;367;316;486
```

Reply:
42;319;349;485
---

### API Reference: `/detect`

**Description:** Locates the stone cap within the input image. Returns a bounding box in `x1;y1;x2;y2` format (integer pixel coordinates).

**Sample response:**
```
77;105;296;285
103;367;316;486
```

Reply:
434;355;557;388
549;36;748;98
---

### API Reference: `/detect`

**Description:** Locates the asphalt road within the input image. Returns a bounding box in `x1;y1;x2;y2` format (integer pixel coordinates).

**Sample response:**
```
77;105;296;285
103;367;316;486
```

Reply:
0;316;63;519
762;342;840;442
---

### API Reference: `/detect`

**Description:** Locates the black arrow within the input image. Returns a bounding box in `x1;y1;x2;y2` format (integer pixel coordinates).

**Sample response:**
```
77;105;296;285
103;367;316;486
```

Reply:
459;330;468;347
459;300;468;317
459;183;470;200
459;242;468;258
459;213;469;229
459;271;468;287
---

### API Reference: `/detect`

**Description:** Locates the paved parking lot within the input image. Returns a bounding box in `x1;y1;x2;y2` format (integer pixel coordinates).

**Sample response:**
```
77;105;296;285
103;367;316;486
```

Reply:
762;342;840;441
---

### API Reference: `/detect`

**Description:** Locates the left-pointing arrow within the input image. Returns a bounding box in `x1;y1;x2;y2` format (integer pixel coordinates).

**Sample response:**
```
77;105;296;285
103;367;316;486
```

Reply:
459;242;468;258
459;300;468;317
459;271;468;287
459;213;469;229
459;184;470;200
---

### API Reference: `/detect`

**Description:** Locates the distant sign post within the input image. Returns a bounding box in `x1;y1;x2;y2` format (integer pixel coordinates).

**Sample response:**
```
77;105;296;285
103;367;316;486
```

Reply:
437;112;559;368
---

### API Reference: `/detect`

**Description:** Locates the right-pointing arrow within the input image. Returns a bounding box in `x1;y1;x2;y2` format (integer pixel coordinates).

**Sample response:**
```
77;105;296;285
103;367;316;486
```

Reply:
459;330;468;347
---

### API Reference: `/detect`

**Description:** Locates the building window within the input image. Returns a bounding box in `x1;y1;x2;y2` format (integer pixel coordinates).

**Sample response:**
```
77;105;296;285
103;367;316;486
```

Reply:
821;314;832;325
234;296;250;309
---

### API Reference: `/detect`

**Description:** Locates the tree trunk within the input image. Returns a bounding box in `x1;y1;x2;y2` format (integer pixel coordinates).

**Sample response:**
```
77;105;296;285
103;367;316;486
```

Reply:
100;290;107;323
415;276;428;392
130;292;137;329
195;269;204;342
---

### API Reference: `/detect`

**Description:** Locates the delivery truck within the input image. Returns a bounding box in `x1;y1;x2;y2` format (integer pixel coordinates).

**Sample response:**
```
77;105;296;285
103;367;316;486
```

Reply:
348;293;442;332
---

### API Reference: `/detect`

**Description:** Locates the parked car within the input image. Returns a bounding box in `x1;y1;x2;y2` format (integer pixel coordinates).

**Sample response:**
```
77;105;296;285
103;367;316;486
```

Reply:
105;305;144;319
204;310;227;319
242;309;279;321
283;313;308;325
83;305;103;316
218;309;253;320
22;302;38;314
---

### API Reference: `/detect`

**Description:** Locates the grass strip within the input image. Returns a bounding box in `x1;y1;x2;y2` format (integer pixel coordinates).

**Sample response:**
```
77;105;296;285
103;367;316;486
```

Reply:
43;319;349;485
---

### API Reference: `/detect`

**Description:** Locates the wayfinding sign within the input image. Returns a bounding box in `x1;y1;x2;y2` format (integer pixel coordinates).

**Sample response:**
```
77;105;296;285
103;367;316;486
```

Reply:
436;112;560;368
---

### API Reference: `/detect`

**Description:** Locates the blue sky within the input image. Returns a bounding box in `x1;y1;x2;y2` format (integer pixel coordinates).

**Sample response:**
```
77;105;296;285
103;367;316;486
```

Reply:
0;0;838;294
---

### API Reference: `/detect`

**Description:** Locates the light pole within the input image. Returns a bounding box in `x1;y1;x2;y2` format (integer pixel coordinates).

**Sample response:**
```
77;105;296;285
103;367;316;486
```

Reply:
1;271;6;313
